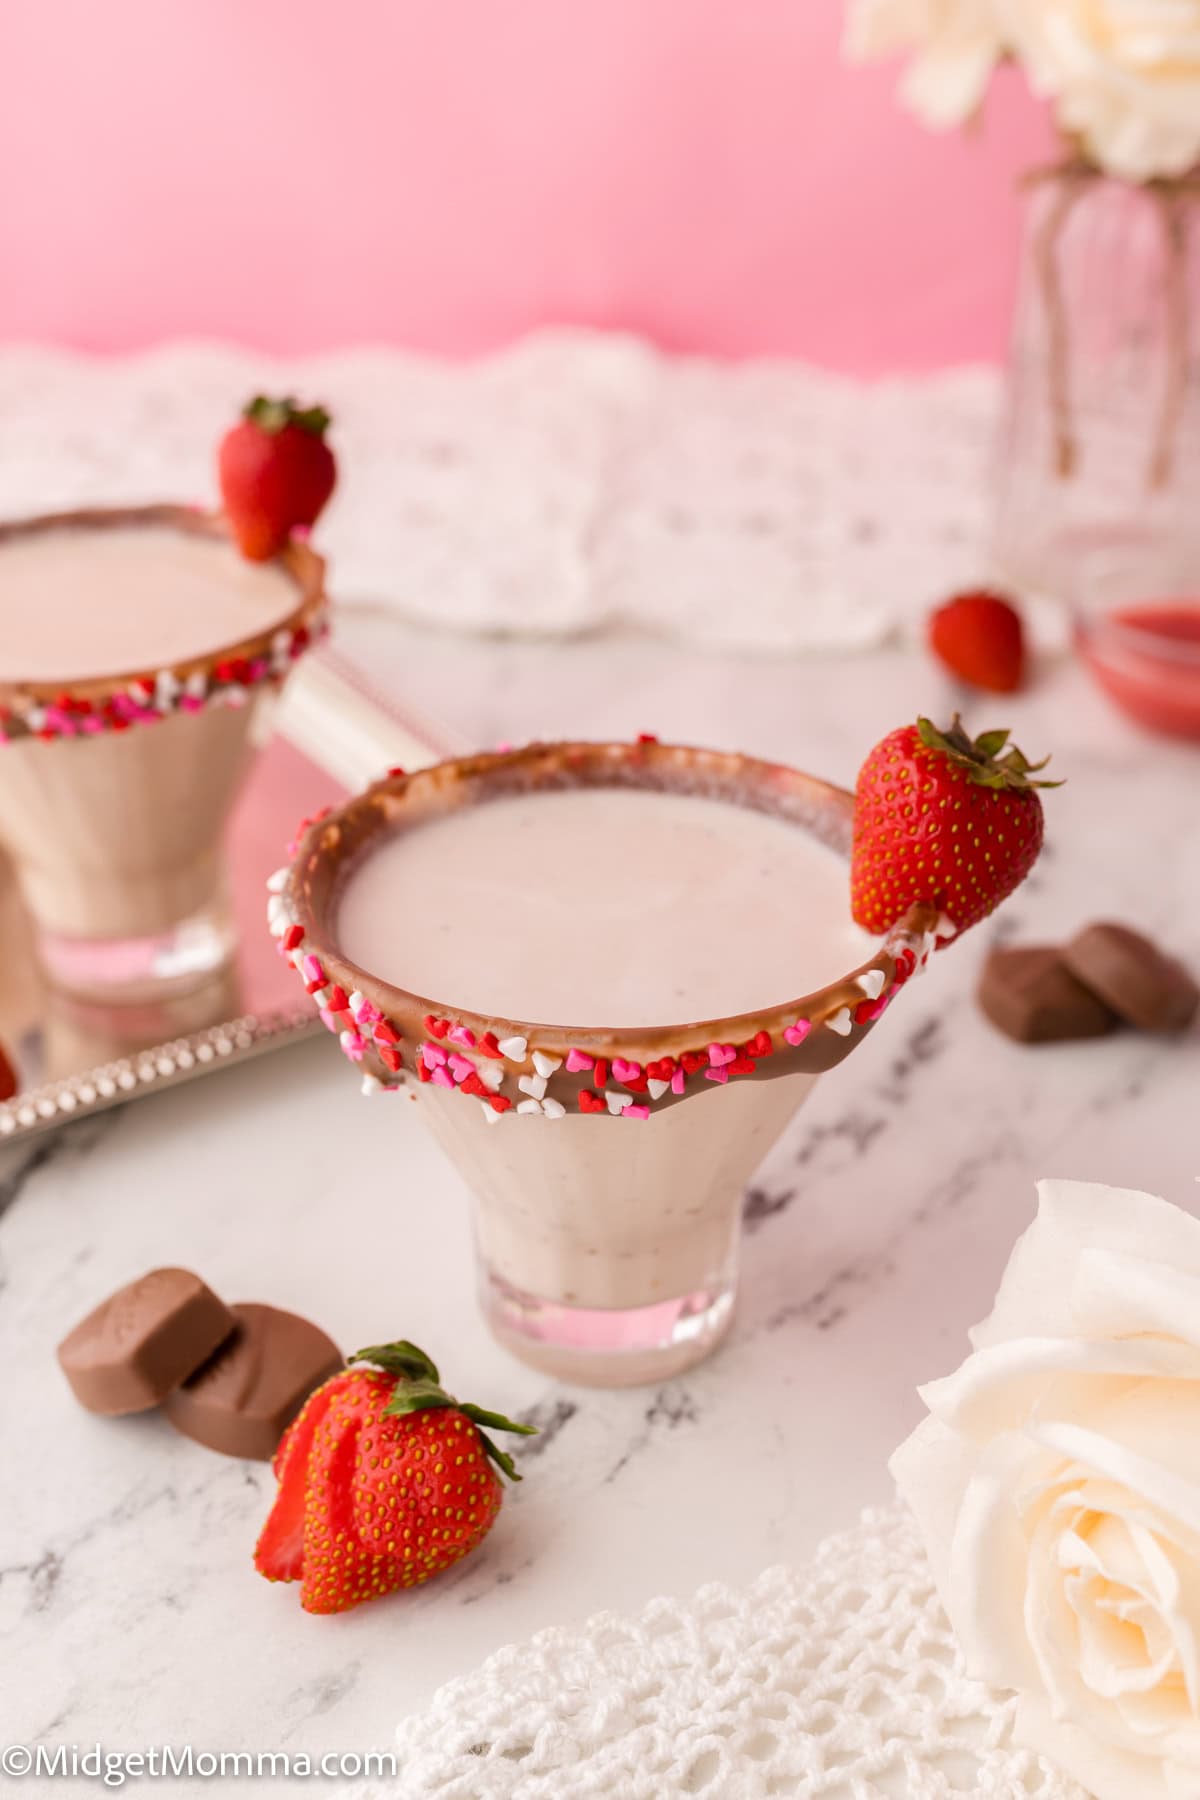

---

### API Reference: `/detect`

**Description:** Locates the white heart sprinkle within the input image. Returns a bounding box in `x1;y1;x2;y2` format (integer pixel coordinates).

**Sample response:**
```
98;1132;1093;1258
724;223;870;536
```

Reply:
647;1078;670;1100
935;913;958;939
532;1051;562;1079
857;968;886;1000
605;1091;627;1116
348;991;365;1014
826;1008;853;1037
482;1103;503;1125
498;1036;528;1061
266;868;289;893
479;1064;504;1092
361;1074;382;1097
517;1099;543;1115
542;1097;566;1120
518;1074;548;1100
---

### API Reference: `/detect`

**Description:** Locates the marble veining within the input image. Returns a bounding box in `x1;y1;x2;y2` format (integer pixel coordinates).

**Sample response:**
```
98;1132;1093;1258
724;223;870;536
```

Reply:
2;622;1198;1792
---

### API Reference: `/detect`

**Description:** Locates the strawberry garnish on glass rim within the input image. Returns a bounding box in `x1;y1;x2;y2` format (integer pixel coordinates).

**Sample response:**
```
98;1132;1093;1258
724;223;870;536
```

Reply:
254;1339;536;1615
850;714;1061;941
217;394;337;563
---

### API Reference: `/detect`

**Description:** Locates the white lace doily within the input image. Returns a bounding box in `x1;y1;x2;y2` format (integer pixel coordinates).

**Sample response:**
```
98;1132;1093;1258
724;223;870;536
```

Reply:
337;1503;1084;1800
0;334;1000;653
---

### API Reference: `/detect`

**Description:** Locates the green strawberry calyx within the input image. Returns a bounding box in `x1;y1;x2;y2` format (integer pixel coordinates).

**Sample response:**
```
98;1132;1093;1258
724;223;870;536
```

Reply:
348;1339;537;1482
917;715;1063;793
242;394;332;438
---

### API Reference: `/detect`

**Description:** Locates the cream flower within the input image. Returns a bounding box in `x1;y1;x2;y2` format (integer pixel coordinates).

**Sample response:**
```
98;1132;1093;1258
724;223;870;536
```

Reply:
844;0;1008;127
1001;0;1200;179
893;1180;1200;1800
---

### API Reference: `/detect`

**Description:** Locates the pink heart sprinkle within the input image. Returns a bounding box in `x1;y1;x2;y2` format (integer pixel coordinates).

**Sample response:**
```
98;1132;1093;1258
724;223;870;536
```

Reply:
354;1000;383;1025
622;1104;650;1120
708;1043;735;1067
705;1067;730;1084
421;1043;448;1070
302;956;324;984
565;1048;594;1073
783;1020;812;1047
431;1065;455;1088
318;1009;339;1033
670;1070;686;1094
447;1054;474;1083
449;1026;476;1047
612;1058;642;1083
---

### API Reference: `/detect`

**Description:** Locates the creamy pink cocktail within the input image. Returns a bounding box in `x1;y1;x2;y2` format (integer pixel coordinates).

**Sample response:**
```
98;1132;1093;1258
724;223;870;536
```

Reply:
279;742;937;1385
0;507;325;997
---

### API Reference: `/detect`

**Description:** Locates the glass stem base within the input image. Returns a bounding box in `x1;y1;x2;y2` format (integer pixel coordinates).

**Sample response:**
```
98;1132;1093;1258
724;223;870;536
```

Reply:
481;1264;736;1387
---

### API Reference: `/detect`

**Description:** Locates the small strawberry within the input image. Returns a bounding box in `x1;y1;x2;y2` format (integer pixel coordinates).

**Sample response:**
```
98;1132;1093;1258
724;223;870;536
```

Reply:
929;590;1026;694
850;715;1059;939
217;395;337;561
254;1340;535;1614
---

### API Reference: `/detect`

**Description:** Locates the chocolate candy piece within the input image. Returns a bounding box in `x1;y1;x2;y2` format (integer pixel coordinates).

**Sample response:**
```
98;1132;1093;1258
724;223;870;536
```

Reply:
1063;922;1199;1032
163;1303;342;1461
58;1269;236;1416
978;945;1119;1044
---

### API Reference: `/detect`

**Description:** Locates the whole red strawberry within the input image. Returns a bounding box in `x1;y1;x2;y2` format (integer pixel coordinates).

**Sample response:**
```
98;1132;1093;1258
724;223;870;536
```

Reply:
218;395;337;561
254;1340;534;1614
851;716;1058;939
929;590;1026;693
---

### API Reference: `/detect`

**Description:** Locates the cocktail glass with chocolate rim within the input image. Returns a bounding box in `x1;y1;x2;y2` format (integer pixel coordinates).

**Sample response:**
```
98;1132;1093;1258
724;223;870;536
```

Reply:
277;741;942;1387
0;505;327;999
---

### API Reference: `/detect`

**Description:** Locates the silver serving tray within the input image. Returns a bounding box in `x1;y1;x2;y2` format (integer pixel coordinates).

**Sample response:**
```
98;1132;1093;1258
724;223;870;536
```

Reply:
0;651;446;1141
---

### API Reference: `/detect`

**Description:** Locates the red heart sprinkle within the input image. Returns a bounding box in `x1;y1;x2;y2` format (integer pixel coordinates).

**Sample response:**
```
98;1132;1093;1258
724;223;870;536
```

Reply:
746;1031;773;1058
476;1033;504;1059
325;986;349;1014
423;1015;450;1039
855;997;888;1025
578;1090;605;1113
374;1021;400;1046
680;1051;707;1076
282;925;303;951
592;1058;608;1088
459;1072;487;1098
728;1055;757;1075
620;1072;648;1093
379;1046;403;1073
416;1059;432;1081
488;1095;512;1114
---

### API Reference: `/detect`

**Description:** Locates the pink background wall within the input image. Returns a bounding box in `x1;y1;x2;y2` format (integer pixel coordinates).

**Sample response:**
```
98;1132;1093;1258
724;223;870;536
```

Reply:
0;1;1052;370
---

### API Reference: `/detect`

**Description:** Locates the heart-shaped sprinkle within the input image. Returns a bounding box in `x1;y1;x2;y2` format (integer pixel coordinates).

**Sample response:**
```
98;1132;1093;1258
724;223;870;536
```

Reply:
622;1104;650;1120
459;1072;487;1098
565;1048;594;1073
360;1074;382;1097
449;1025;477;1047
431;1066;455;1088
935;913;958;939
421;1043;447;1069
783;1020;811;1047
488;1094;512;1114
705;1067;729;1084
266;867;289;893
339;1031;367;1060
517;1099;542;1114
592;1058;609;1088
518;1074;547;1100
416;1060;432;1082
727;1055;756;1075
826;1008;853;1037
855;996;889;1025
477;1032;504;1059
448;1054;475;1083
378;1045;403;1073
302;956;324;984
532;1051;562;1079
374;1021;401;1047
646;1057;677;1082
482;1103;503;1125
670;1069;686;1094
423;1015;450;1039
647;1078;670;1100
857;968;887;1000
325;985;350;1014
708;1043;736;1067
612;1058;642;1083
282;925;304;952
604;1091;628;1115
499;1036;528;1062
745;1031;773;1058
356;999;383;1026
680;1050;707;1076
578;1090;605;1113
542;1097;566;1120
478;1063;504;1092
318;1009;338;1033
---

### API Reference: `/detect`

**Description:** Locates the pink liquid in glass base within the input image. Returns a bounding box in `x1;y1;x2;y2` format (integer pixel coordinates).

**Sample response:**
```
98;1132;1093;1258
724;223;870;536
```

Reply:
1080;601;1200;742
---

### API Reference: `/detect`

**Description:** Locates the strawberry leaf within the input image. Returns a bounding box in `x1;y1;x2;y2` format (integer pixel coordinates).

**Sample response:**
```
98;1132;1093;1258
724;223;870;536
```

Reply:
916;714;1061;793
350;1340;441;1384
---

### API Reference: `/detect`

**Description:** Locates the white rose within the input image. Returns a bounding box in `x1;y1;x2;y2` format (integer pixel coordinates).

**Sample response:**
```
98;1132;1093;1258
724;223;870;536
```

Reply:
892;1180;1200;1800
844;0;1007;127
999;0;1200;179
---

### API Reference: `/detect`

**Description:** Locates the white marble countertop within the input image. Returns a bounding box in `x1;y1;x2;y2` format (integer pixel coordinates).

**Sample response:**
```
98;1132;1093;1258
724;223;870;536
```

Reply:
4;620;1198;1791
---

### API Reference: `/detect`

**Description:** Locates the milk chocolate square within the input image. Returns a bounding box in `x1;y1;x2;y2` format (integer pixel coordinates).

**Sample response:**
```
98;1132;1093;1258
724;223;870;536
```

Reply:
1063;922;1198;1033
58;1268;236;1416
163;1302;342;1461
978;945;1119;1045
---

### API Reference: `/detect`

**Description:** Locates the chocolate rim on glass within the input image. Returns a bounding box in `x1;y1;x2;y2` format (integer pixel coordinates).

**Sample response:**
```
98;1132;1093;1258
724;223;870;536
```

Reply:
0;505;326;999
279;741;942;1387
